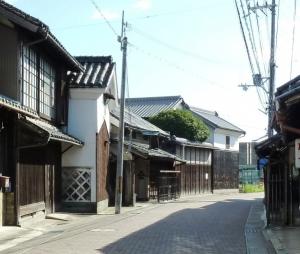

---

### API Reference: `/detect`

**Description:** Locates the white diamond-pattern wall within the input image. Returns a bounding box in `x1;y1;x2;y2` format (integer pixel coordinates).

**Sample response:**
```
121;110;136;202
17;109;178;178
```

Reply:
62;168;91;202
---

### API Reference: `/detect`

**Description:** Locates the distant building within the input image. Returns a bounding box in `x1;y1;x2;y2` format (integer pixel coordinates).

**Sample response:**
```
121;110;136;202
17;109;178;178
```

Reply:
125;96;245;150
239;142;258;166
126;95;246;191
189;107;245;151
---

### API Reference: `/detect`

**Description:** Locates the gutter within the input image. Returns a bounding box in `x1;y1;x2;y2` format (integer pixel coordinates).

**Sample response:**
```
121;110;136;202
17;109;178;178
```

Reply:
275;111;300;136
46;33;84;72
25;27;48;46
281;124;300;136
276;85;300;102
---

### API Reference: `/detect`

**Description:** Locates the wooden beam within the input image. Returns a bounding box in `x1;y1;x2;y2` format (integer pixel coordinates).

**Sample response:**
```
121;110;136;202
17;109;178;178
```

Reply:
20;202;45;217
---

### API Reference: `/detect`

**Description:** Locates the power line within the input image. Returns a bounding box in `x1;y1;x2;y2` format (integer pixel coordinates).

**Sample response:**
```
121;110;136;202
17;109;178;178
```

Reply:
130;25;223;65
54;20;120;31
252;0;268;75
290;0;297;78
244;0;262;74
235;0;255;74
275;0;280;53
88;0;119;36
128;42;227;89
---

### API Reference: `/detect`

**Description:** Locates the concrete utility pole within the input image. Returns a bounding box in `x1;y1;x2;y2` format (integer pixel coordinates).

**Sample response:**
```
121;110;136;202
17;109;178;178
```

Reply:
238;0;277;138
115;11;127;214
267;0;276;138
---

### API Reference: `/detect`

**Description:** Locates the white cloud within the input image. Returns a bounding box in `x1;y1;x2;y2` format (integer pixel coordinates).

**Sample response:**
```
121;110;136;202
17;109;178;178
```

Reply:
91;9;119;21
134;0;152;11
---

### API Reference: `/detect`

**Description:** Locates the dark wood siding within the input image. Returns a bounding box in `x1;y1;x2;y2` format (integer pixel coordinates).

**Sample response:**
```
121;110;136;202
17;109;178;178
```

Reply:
96;121;110;202
213;150;239;189
19;163;45;206
18;143;60;216
0;23;18;100
176;146;212;195
177;163;211;194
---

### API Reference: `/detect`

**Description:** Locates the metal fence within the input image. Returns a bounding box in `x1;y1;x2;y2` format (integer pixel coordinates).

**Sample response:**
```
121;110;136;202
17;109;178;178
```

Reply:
239;165;262;185
149;176;180;202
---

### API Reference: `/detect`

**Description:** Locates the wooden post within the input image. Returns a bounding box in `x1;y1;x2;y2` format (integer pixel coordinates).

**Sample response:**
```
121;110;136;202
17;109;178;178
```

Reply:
14;117;20;226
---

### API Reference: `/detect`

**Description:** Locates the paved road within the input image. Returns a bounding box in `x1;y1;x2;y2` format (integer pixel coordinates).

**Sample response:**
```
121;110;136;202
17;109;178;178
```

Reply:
3;193;263;254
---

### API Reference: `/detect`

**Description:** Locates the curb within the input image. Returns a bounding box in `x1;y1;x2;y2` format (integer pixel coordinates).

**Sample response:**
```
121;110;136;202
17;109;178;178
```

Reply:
245;199;277;254
262;228;288;254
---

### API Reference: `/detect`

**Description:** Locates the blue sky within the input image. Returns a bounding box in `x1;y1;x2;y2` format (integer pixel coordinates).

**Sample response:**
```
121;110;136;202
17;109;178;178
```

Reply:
6;0;299;142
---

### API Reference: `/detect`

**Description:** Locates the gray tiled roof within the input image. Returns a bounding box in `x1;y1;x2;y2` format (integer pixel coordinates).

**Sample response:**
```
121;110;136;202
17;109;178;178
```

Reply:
124;141;185;162
275;75;300;102
125;96;187;118
0;94;39;118
174;137;214;149
111;107;170;137
190;107;245;134
68;56;114;88
24;116;83;146
0;0;83;72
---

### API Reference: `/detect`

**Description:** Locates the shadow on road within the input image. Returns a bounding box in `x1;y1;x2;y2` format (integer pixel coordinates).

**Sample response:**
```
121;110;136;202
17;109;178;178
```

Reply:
97;198;260;254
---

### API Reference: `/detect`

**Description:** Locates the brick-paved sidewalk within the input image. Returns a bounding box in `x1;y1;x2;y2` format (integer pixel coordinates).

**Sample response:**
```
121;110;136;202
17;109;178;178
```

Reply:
2;193;267;254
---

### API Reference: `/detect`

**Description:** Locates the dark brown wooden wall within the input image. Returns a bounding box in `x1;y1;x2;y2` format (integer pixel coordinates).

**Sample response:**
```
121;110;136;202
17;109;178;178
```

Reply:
18;143;59;212
0;23;18;100
213;150;239;189
97;121;110;202
19;163;45;206
177;163;211;195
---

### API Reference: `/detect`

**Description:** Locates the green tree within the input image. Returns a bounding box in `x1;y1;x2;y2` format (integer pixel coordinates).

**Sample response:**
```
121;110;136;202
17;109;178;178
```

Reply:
149;110;210;142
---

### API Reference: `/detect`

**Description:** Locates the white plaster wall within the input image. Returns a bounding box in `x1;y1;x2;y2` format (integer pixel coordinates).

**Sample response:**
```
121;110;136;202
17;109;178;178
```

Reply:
63;88;105;203
214;128;242;151
205;126;214;144
62;75;118;205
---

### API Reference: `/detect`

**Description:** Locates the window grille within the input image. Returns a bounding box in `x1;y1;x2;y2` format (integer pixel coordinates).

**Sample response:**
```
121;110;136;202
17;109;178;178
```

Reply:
62;168;91;202
21;45;56;119
22;46;38;110
226;136;230;149
39;58;56;117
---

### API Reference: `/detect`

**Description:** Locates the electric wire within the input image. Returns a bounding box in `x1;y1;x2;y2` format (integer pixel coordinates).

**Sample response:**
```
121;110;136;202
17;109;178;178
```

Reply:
235;0;255;74
252;0;267;75
275;0;280;55
128;42;227;89
239;0;261;74
130;25;222;64
88;0;119;36
290;0;297;79
244;0;262;74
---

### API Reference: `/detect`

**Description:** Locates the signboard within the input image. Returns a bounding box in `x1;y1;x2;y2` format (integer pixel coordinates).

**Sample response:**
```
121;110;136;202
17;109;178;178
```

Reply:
295;139;300;168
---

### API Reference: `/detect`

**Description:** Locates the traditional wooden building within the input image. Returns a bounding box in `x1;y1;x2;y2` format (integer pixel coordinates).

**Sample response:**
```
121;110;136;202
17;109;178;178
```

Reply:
163;137;214;195
63;56;118;213
110;107;185;204
0;1;83;225
256;75;300;226
125;95;244;192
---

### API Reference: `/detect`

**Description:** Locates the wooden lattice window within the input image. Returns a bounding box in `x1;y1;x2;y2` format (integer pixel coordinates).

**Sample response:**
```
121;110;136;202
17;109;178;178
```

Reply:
21;45;56;119
62;168;91;202
39;58;56;118
22;46;38;110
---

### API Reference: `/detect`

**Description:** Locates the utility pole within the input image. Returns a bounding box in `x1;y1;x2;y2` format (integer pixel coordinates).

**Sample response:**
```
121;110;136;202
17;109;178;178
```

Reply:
267;0;276;138
237;0;277;138
115;11;127;214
